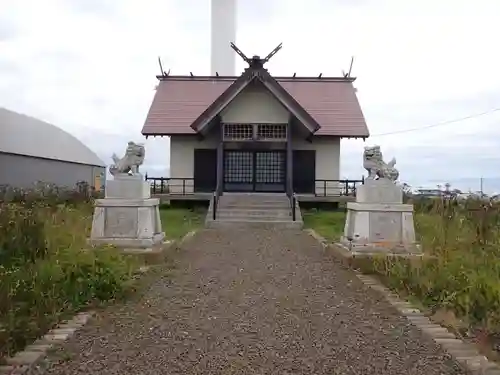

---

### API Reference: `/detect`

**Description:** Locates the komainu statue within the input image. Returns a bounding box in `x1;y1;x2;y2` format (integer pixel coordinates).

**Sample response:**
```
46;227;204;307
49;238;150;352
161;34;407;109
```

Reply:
363;145;399;182
109;141;145;176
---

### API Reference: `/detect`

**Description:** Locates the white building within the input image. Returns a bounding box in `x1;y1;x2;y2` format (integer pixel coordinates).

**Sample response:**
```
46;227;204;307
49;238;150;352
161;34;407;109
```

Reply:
141;52;369;201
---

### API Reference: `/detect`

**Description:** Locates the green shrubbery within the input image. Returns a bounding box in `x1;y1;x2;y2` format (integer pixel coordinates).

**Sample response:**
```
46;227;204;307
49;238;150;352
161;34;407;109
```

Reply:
303;197;500;334
370;197;500;332
0;183;137;360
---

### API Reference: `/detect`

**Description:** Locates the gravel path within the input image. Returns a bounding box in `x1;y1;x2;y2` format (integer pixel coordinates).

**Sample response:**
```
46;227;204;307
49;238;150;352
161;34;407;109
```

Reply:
29;228;467;375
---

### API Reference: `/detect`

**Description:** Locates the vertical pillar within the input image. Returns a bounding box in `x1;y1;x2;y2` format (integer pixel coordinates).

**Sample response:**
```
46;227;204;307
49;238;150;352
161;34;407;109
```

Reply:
211;0;237;76
286;121;293;196
216;123;224;195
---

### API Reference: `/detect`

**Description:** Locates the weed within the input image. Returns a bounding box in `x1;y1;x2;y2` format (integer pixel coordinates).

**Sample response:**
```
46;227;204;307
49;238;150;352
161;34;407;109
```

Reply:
304;197;500;335
0;183;205;361
0;184;137;360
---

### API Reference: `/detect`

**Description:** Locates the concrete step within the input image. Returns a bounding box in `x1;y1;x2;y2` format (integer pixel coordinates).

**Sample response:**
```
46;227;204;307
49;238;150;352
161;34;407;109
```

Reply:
219;199;290;205
219;196;289;203
215;215;292;222
220;193;288;199
206;218;303;229
214;216;292;222
215;209;292;216
206;193;303;229
218;203;291;209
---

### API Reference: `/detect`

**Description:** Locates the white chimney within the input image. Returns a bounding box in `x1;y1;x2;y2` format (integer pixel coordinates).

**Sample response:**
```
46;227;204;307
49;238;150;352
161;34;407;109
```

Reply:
210;0;236;76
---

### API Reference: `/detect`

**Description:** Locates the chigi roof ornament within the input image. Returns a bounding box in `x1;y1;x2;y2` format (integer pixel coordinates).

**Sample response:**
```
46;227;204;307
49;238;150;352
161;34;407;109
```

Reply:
230;42;283;69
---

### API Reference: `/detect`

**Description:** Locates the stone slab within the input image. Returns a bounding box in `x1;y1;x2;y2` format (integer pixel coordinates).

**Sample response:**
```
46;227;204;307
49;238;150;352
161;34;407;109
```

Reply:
336;241;422;256
340;241;421;254
356;179;403;204
104;206;138;238
5;351;44;365
369;211;402;242
94;198;160;207
105;179;150;199
88;232;165;249
346;202;414;212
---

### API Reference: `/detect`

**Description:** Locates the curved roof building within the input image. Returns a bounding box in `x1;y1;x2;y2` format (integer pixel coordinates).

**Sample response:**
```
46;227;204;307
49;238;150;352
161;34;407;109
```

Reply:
0;107;106;189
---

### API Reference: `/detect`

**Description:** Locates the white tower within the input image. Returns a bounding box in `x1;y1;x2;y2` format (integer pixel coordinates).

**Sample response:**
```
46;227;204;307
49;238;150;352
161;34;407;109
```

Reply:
210;0;236;76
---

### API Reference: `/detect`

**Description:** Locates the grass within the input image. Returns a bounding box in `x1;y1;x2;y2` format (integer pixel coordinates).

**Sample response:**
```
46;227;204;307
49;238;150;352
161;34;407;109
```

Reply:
160;207;205;239
0;200;139;362
302;210;345;241
0;185;205;362
303;198;500;353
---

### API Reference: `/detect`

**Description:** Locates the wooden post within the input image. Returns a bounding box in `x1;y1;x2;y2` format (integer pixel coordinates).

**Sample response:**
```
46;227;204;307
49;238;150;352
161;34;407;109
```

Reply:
286;120;293;196
216;123;224;195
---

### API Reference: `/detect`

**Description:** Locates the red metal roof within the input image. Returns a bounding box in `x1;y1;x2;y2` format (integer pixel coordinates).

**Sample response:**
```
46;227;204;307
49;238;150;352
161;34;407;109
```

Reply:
142;76;369;137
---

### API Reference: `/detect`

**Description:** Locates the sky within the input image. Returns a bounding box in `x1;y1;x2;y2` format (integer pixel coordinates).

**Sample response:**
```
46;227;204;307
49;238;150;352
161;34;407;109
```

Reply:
1;0;499;193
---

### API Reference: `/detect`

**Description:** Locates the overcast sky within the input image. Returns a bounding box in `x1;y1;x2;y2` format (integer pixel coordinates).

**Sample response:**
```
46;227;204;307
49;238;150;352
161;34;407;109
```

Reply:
1;0;499;192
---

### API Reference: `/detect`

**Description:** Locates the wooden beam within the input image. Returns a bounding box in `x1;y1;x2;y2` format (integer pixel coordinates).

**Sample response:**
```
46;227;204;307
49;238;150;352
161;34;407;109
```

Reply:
286;122;293;196
216;122;224;195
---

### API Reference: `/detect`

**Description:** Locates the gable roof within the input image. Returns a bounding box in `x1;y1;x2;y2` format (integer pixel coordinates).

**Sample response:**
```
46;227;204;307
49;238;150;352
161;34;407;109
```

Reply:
190;67;320;134
142;75;369;138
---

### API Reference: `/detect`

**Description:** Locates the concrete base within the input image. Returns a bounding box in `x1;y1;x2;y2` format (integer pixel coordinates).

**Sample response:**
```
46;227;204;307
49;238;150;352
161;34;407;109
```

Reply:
88;197;165;250
342;202;420;254
120;240;173;254
356;179;403;204
105;176;150;199
205;219;304;230
336;241;422;256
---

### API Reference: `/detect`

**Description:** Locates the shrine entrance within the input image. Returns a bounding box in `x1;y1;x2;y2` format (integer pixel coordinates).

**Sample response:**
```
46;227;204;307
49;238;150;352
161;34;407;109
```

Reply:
223;150;286;193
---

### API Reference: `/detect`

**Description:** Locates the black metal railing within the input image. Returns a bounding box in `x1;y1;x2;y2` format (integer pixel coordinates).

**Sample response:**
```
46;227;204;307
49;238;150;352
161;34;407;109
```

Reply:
145;176;195;195
212;179;223;220
314;179;364;197
144;176;364;199
212;192;218;220
286;189;297;221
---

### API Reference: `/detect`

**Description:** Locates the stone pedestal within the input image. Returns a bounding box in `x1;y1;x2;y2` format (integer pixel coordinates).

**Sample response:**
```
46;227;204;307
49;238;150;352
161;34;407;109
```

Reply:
88;175;165;250
341;179;419;254
105;178;150;199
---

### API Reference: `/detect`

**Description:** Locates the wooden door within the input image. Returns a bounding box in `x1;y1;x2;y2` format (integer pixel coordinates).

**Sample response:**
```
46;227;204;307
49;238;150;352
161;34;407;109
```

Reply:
292;150;315;194
193;149;217;192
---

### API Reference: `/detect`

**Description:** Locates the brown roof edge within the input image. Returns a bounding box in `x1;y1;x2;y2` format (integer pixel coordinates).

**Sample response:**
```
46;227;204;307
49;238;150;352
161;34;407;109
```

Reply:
142;133;169;138
260;75;321;133
188;70;323;134
142;132;370;138
189;70;253;132
156;74;356;82
340;135;370;139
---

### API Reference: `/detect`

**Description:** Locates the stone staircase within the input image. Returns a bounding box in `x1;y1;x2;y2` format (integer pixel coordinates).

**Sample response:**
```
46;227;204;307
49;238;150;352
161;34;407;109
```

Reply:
205;193;303;229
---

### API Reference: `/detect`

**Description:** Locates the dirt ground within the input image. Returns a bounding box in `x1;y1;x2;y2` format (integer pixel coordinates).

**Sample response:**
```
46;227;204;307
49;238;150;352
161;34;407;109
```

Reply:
28;228;467;375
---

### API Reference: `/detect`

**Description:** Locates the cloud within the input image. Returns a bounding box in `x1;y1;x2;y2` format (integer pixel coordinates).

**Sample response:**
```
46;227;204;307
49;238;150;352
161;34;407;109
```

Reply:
63;0;122;17
0;0;499;190
0;18;18;41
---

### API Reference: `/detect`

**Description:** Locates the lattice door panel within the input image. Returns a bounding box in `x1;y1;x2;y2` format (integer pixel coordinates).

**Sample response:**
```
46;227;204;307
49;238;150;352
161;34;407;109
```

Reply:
223;151;253;184
255;152;285;184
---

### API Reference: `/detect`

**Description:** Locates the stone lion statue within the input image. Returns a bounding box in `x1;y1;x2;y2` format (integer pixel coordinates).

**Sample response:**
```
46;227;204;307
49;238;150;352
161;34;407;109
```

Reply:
109;141;145;176
363;145;399;182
